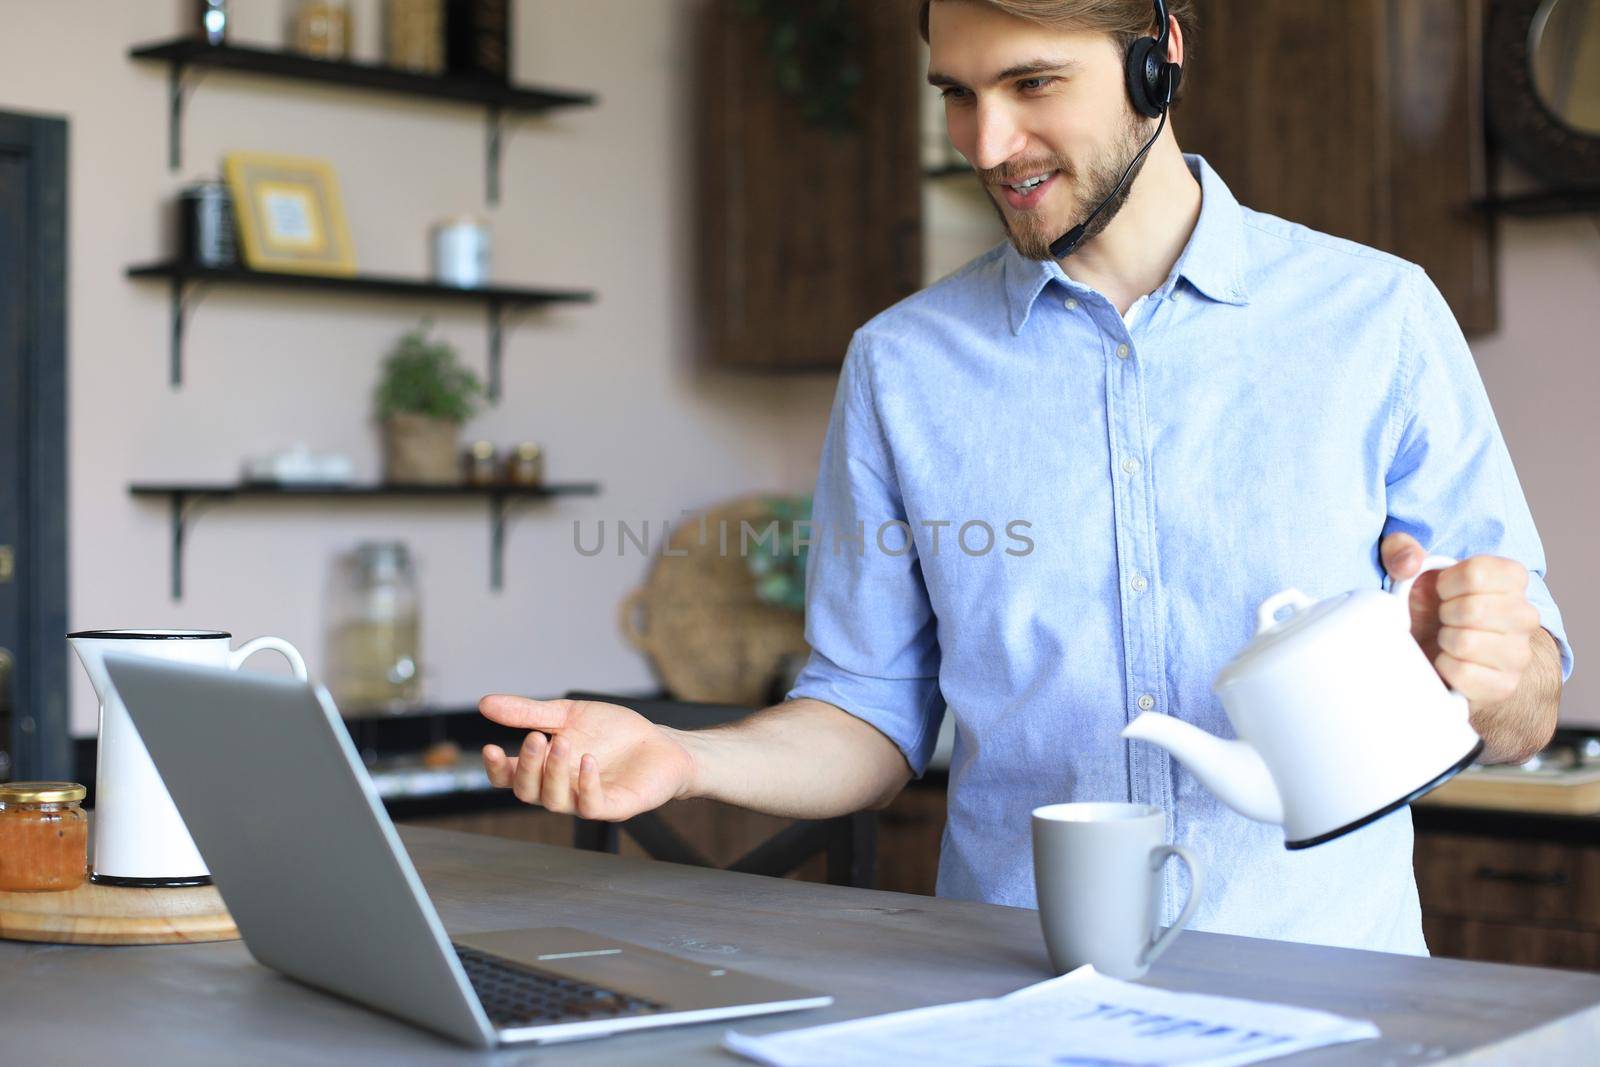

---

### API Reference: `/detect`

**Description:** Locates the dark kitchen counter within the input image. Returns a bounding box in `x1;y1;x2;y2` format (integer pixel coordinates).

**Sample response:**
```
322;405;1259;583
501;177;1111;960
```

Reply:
69;701;1599;840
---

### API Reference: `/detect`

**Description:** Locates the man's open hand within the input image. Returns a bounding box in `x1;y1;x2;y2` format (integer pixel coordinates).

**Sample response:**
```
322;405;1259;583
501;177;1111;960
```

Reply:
1381;532;1541;713
478;695;697;821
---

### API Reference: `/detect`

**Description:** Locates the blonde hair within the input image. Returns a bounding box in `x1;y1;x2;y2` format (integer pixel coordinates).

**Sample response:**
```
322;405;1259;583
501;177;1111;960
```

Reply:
918;0;1197;105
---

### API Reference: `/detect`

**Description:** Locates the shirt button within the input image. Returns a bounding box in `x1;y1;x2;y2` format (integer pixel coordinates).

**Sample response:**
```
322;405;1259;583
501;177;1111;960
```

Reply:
1064;298;1079;311
1131;575;1148;593
1137;694;1155;711
1116;343;1130;359
1121;457;1141;475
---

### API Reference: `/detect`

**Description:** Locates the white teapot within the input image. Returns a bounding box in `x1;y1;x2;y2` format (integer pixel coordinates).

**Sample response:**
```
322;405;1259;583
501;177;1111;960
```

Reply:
1123;555;1484;848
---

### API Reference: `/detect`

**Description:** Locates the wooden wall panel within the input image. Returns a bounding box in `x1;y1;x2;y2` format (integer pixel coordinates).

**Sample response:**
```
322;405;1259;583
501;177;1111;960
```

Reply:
1177;0;1495;335
699;0;924;371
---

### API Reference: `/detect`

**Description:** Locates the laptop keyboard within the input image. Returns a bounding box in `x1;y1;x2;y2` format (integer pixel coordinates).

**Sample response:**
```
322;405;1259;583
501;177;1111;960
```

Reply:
453;943;665;1029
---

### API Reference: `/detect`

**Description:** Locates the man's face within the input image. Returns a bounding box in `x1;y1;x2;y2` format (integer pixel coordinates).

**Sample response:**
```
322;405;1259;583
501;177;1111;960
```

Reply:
927;1;1150;260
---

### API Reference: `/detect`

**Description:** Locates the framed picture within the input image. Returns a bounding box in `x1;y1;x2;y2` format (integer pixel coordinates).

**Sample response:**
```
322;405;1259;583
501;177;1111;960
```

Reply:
222;151;356;275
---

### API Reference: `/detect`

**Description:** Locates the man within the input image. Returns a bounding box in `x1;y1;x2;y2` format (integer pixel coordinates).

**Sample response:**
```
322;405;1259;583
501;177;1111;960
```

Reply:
478;0;1571;955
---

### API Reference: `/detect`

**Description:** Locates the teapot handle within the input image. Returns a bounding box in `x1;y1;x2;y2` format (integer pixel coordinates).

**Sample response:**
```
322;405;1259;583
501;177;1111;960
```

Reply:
1255;589;1315;634
1390;554;1459;608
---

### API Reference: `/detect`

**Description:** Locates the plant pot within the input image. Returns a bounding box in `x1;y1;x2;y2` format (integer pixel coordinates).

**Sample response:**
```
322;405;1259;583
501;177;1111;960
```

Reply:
382;413;461;484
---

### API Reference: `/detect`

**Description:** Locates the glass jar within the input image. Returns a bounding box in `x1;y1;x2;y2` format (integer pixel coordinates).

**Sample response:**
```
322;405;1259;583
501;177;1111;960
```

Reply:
292;0;352;59
0;782;89;892
505;442;544;486
385;0;444;74
326;542;422;715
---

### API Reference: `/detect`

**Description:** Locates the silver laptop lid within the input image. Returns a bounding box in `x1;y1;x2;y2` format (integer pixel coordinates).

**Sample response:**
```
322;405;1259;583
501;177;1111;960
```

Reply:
102;654;496;1048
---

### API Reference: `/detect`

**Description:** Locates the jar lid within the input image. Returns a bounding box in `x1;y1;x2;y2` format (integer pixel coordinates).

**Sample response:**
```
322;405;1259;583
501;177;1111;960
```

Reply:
0;781;86;803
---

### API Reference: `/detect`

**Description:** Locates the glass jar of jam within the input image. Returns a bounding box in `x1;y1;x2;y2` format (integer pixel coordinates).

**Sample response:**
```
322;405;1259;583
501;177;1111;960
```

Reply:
0;782;89;892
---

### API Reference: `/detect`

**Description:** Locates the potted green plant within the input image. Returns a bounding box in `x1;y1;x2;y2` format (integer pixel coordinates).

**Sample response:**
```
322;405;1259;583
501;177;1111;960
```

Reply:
374;324;483;484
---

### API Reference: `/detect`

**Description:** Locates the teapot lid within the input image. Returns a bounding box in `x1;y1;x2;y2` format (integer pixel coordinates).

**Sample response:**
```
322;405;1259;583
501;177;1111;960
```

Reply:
1215;555;1459;696
1213;588;1361;691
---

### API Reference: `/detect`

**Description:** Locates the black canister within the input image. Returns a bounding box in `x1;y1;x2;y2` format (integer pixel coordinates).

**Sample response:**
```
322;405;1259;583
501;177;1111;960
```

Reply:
179;181;238;268
445;0;511;82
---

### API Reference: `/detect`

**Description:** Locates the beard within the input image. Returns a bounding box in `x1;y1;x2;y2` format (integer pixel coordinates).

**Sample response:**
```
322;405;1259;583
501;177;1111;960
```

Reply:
981;110;1151;262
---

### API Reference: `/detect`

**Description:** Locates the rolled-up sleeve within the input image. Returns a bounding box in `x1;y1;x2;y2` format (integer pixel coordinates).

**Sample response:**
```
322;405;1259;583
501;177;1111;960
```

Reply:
1382;266;1574;681
785;331;945;775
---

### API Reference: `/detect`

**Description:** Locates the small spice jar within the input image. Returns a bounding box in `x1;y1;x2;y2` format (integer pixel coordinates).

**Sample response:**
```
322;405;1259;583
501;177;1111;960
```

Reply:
0;782;89;892
505;442;544;487
462;440;499;486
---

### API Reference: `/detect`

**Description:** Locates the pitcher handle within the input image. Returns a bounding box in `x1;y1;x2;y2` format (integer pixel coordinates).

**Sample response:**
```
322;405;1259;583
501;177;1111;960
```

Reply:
229;636;308;681
1140;844;1203;969
1390;554;1458;608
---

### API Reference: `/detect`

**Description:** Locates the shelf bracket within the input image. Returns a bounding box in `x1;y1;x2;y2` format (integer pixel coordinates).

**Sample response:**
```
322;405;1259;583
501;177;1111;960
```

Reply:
166;62;208;172
489;494;508;591
486;301;536;405
488;492;547;592
486;105;508;206
487;299;503;403
166;491;225;601
168;276;212;388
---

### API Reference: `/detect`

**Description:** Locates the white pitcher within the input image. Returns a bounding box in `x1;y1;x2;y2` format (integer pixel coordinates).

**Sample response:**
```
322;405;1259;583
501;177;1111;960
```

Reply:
1121;556;1483;849
68;629;307;885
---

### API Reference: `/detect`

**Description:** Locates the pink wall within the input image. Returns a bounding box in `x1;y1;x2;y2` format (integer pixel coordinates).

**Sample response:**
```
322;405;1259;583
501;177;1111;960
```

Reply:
2;3;1589;736
1470;206;1600;725
0;1;837;735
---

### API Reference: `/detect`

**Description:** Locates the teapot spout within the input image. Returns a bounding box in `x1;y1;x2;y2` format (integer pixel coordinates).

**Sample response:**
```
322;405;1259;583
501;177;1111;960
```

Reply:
1122;713;1285;826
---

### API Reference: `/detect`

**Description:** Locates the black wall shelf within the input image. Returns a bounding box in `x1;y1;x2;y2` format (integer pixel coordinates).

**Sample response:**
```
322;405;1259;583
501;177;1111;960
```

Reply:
128;37;598;203
130;481;600;600
1471;188;1600;217
126;261;595;401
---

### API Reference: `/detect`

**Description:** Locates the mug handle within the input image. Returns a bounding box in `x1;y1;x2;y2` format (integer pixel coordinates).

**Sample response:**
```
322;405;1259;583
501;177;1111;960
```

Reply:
1140;844;1203;969
229;636;308;681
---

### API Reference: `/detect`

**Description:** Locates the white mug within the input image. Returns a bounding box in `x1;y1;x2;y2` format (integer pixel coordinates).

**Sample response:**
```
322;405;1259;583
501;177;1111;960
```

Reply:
68;629;307;885
1031;802;1203;980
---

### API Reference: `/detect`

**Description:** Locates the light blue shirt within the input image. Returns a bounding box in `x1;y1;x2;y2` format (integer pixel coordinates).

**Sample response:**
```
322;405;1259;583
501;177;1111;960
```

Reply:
787;154;1573;955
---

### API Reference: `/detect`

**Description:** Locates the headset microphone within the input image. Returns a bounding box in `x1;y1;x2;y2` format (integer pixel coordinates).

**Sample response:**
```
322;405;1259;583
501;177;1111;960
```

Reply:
1048;0;1180;260
1047;106;1167;260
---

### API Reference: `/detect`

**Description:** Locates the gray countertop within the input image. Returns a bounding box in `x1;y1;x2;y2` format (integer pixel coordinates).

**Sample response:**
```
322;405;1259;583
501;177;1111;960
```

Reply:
4;825;1600;1065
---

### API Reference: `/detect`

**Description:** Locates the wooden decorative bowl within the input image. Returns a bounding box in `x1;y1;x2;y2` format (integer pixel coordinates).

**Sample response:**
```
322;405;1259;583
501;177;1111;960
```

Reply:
619;494;810;707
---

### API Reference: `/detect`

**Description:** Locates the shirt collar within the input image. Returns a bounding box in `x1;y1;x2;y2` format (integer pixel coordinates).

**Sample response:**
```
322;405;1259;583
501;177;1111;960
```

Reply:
1002;153;1250;335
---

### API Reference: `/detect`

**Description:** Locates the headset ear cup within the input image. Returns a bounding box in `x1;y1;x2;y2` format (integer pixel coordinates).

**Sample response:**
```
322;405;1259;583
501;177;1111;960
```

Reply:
1124;36;1163;118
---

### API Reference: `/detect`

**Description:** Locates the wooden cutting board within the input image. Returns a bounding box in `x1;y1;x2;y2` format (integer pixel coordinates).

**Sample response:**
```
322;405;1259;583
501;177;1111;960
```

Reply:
1417;765;1600;816
0;880;239;946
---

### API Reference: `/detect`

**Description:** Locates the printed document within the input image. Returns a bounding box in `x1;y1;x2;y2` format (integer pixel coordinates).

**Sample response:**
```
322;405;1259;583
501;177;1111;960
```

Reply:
725;965;1379;1067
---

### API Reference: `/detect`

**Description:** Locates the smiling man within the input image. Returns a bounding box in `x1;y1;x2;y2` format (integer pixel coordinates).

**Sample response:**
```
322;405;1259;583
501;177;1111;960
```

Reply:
477;0;1571;956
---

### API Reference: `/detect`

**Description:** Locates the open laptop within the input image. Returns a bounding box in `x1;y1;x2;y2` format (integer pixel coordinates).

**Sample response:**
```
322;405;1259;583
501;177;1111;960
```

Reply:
102;654;831;1048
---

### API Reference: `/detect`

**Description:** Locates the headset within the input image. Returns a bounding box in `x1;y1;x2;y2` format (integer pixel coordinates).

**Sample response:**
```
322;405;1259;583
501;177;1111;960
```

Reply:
1048;0;1182;259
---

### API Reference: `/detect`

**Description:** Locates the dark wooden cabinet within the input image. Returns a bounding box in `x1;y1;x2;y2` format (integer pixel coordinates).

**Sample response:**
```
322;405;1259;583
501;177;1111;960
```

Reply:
413;789;1600;974
407;800;831;883
1176;0;1496;335
874;778;948;896
698;0;924;371
1415;828;1600;970
402;778;948;895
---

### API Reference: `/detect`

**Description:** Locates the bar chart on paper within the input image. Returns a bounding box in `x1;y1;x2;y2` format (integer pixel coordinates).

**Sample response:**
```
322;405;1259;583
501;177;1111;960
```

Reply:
724;965;1379;1067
